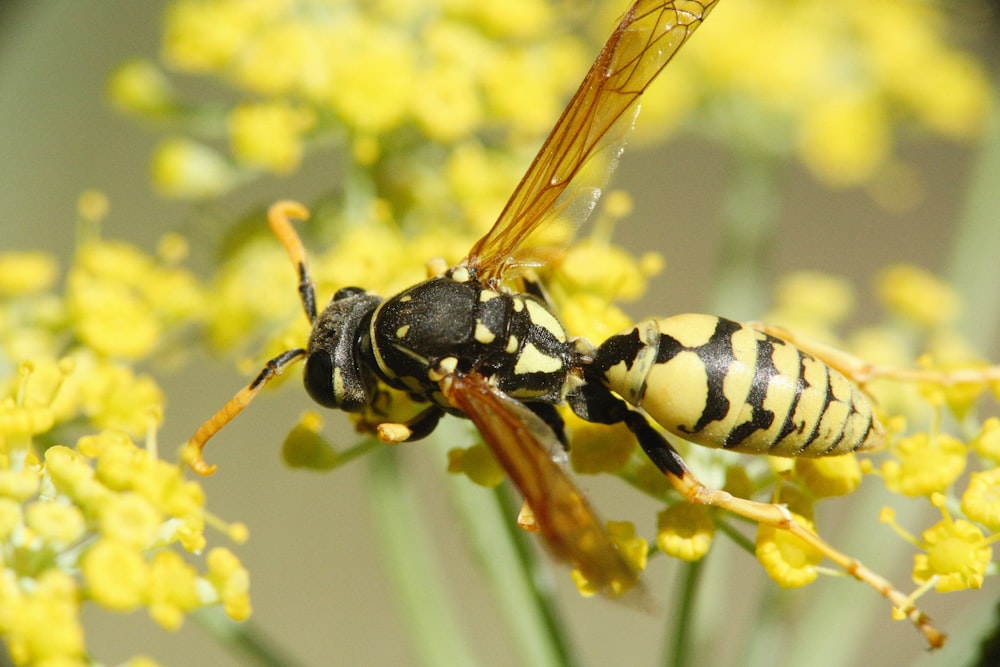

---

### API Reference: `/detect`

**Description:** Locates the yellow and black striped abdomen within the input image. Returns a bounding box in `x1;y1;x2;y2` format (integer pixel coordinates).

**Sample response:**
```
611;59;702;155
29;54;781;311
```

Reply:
595;314;883;457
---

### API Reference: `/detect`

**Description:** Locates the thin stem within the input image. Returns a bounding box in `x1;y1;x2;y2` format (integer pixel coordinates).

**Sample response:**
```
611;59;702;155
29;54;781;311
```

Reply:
192;608;305;667
430;422;577;667
665;558;705;667
714;515;756;555
947;92;1000;353
368;446;481;667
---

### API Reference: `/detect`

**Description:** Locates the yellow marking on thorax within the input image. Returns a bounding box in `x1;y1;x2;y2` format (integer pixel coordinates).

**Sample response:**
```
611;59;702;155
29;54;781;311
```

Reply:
479;289;501;303
474;322;496;344
524;298;566;342
514;343;563;375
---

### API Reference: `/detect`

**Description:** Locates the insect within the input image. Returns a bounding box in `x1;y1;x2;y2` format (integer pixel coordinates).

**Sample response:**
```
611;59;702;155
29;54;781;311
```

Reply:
185;0;949;648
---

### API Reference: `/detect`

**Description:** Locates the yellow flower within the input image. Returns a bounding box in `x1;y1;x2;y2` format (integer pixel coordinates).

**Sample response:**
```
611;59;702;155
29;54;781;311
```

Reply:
444;141;527;233
228;101;315;174
162;0;285;74
107;59;175;116
232;19;317;96
571;520;647;597
0;252;59;296
798;93;888;186
0;498;23;542
97;492;162;550
322;16;417;134
913;518;992;592
756;512;823;588
556;239;658;304
470;0;553;39
148;551;201;630
656;502;715;562
82;538;150;611
0;469;42;502
76;364;164;436
447;443;505;488
8;570;86;666
558;296;634;350
281;410;340;471
971;418;1000;463
206;547;252;621
876;264;960;328
767;271;855;333
412;62;483;143
67;237;202;360
151;137;235;199
960;469;1000;532
880;432;966;497
795;455;862;498
685;0;991;188
567;419;635;475
482;40;582;136
24;501;86;546
0;364;58;440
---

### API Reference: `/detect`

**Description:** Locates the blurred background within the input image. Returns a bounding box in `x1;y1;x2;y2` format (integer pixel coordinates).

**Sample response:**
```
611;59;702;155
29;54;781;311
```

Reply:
1;1;999;666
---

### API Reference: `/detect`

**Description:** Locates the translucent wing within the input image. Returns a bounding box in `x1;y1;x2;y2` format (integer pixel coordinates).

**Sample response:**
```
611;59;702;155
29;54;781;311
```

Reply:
441;372;642;599
463;0;717;285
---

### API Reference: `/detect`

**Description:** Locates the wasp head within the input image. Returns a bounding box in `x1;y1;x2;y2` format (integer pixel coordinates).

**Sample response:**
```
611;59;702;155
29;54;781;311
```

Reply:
304;287;382;412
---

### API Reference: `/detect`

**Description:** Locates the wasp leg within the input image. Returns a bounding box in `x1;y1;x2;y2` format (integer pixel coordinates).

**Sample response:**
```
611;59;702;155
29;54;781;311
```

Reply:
183;348;307;476
527;402;569;448
636;413;946;648
375;405;445;443
569;382;946;649
753;323;1000;389
268;201;318;324
518;269;554;306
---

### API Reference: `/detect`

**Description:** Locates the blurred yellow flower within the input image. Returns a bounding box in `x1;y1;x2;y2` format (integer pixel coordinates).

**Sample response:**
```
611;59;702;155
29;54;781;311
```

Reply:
657;502;715;562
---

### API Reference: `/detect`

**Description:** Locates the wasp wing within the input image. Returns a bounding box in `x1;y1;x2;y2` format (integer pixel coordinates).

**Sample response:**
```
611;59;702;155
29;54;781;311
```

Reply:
441;372;642;599
463;0;718;285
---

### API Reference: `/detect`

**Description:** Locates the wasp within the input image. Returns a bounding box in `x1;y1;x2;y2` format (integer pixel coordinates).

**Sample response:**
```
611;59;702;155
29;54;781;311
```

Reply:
185;0;950;648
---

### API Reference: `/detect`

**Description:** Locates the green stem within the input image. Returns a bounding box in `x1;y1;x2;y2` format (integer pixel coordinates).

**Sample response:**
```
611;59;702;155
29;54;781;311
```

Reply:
946;91;1000;352
192;608;305;667
430;422;577;667
368;446;481;667
665;558;705;667
714;515;755;556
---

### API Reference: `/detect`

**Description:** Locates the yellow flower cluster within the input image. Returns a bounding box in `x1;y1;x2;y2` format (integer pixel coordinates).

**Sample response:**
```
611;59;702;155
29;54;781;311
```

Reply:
570;520;648;596
0;197;249;666
109;0;592;205
666;0;993;188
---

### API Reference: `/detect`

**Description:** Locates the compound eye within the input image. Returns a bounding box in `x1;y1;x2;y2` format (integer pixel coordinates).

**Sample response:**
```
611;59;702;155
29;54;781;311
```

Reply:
303;350;340;409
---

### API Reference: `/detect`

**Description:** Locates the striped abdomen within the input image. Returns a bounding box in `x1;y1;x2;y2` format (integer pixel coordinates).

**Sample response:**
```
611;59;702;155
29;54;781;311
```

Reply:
593;314;883;457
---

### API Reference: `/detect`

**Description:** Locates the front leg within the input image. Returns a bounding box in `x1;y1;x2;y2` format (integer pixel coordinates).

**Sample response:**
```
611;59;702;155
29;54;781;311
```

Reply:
375;405;445;443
